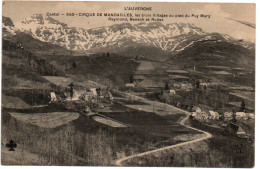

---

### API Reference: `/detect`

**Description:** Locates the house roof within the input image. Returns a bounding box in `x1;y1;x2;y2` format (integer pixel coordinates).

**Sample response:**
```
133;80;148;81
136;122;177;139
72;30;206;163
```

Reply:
237;127;246;135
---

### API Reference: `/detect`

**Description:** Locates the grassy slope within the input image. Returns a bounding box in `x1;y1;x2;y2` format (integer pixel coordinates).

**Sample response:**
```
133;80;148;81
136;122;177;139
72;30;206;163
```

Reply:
124;119;254;167
1;111;114;166
6;32;74;57
50;55;140;88
171;40;255;70
2;39;64;88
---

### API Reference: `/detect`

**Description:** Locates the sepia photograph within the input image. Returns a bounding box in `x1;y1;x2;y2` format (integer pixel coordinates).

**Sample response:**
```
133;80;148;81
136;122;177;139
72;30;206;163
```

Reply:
1;1;255;167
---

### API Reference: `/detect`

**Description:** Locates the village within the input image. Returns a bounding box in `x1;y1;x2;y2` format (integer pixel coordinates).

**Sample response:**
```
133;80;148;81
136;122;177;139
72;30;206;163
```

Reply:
122;58;255;140
41;56;255;141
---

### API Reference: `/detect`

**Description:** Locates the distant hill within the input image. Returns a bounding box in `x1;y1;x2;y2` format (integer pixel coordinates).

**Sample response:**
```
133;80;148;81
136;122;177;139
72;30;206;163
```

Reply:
6;32;73;57
170;35;255;71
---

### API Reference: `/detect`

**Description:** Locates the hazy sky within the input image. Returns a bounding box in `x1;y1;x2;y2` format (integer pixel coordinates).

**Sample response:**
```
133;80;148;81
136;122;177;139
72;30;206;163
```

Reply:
2;1;255;42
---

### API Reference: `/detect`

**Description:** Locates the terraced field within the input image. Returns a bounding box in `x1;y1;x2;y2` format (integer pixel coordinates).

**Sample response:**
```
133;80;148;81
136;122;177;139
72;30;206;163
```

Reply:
9;112;79;128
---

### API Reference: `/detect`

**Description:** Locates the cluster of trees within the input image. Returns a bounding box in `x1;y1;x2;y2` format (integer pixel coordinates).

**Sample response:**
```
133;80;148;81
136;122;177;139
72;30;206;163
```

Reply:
103;52;110;57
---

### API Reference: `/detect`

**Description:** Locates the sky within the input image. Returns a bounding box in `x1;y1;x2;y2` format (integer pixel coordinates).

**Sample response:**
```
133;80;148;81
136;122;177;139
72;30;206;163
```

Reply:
2;1;255;42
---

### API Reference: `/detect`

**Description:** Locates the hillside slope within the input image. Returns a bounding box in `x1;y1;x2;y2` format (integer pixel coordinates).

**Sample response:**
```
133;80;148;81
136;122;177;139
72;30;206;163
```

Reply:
2;39;63;90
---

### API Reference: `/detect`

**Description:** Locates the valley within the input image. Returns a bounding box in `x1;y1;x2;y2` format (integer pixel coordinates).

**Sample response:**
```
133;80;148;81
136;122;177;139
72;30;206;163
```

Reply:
1;14;255;167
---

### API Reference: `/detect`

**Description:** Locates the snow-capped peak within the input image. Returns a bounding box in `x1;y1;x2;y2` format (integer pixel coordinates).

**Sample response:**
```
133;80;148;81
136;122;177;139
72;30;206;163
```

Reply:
4;14;229;52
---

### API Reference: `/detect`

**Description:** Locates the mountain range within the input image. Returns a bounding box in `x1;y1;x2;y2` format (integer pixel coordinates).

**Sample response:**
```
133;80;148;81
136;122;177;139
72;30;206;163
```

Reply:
3;14;254;54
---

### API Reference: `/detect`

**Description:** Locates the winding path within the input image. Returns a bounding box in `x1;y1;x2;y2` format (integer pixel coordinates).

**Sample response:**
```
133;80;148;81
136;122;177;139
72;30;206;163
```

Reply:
114;105;212;166
85;82;212;166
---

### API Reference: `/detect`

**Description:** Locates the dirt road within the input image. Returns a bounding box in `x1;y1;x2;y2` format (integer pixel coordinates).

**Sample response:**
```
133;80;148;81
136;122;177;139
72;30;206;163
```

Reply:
114;94;212;166
86;81;212;166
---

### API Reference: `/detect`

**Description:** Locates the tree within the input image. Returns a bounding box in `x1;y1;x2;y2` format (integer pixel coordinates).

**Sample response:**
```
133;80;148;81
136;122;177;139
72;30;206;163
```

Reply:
240;100;246;112
72;62;76;69
106;52;110;57
135;55;139;60
196;80;200;89
69;83;74;99
129;74;134;83
96;88;101;96
232;110;236;123
165;81;170;90
191;78;196;89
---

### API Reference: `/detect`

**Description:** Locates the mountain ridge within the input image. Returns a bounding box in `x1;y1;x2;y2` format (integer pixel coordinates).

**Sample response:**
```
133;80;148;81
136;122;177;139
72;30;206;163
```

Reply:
4;14;254;54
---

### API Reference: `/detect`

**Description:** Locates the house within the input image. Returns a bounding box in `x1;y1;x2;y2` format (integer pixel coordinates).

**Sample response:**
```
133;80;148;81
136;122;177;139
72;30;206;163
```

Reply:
195;111;209;120
125;83;135;88
191;112;197;117
236;112;247;120
201;83;208;89
246;113;255;119
50;92;57;101
90;88;97;96
209;111;220;120
84;89;96;101
104;91;113;101
66;90;82;101
134;75;145;82
196;107;202;113
224;112;233;121
190;106;199;112
180;83;193;91
168;89;176;96
237;126;246;137
173;83;181;88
